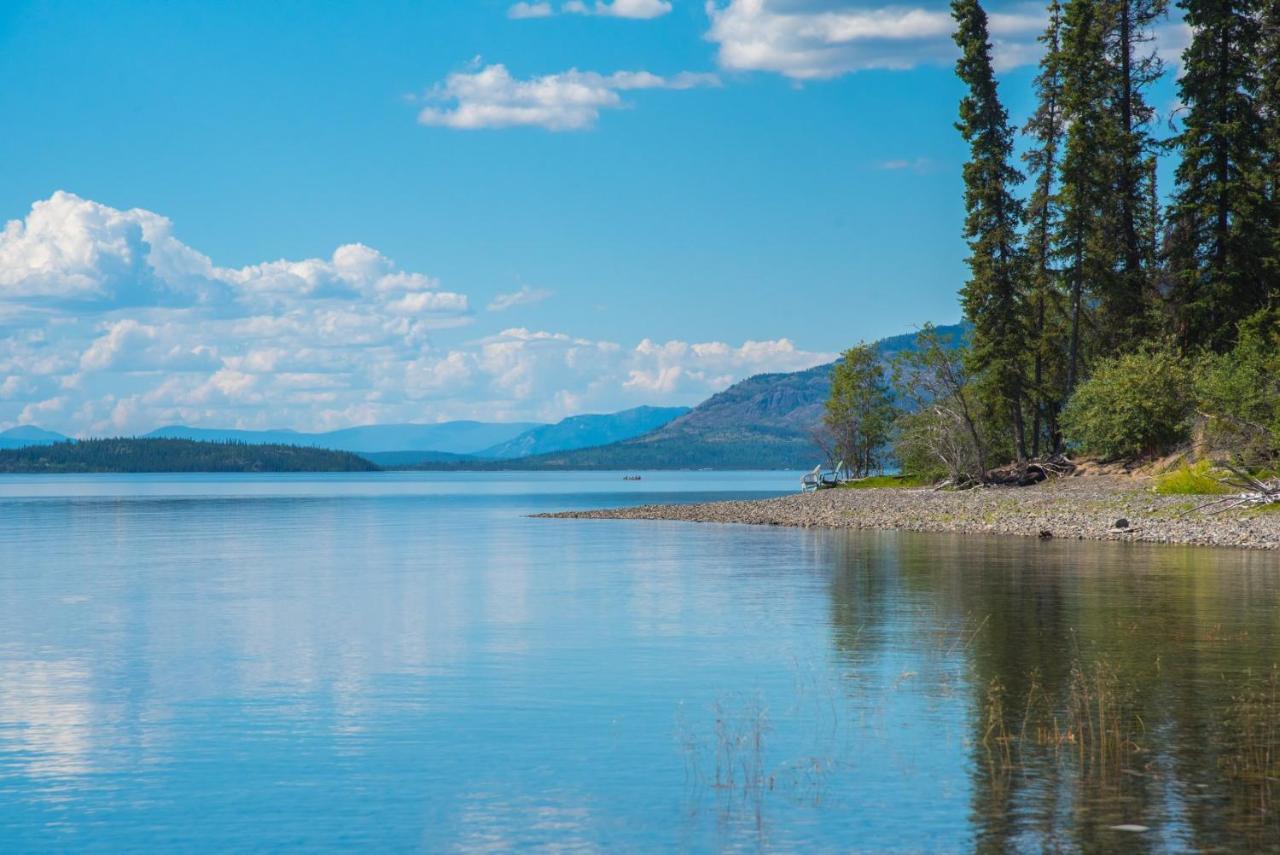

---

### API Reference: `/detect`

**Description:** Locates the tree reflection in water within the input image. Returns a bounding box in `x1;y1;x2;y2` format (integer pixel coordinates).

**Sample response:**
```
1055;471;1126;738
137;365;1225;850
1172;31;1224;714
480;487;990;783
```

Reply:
824;532;1280;851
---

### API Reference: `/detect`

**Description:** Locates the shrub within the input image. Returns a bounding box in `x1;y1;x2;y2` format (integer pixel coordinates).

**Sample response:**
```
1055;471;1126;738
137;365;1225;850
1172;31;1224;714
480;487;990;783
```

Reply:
1193;308;1280;466
1061;342;1193;460
1153;460;1233;495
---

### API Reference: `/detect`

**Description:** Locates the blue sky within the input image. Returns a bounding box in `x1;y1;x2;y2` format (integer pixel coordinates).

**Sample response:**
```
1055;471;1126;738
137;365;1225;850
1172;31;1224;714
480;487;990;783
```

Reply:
0;0;1185;433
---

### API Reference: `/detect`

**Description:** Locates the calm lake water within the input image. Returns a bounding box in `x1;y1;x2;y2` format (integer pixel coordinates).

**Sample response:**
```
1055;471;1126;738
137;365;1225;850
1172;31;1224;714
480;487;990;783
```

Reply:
2;472;1280;851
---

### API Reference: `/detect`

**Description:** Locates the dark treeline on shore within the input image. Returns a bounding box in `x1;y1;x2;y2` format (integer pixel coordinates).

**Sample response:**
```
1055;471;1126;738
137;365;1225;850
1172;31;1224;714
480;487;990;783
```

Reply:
0;439;380;473
825;0;1280;485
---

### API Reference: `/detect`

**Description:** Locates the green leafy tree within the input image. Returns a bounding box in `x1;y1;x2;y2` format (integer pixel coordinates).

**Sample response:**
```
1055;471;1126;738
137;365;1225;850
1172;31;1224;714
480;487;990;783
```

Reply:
822;344;896;477
891;325;1003;485
1193;307;1280;464
1061;341;1193;459
1167;0;1274;351
952;0;1030;461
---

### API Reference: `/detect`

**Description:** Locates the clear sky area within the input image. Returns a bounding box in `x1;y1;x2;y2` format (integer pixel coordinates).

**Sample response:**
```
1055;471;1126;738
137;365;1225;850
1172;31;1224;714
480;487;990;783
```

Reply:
0;0;1185;432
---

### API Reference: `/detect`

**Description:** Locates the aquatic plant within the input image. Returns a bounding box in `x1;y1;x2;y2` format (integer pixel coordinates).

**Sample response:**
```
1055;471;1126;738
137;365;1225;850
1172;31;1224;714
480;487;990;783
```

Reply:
1221;666;1280;785
977;658;1145;779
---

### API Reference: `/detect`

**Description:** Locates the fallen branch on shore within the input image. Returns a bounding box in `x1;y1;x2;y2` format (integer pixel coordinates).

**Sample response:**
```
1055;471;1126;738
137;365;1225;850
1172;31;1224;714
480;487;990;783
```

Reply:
984;454;1077;487
1196;464;1280;514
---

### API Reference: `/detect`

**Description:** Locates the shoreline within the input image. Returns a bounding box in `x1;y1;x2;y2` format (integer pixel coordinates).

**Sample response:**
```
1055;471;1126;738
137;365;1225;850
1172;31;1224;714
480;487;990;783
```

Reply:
538;477;1280;551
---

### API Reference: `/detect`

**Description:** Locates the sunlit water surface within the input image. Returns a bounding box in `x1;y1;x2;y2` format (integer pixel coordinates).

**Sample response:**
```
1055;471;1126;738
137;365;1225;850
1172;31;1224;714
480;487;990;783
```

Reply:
1;472;1280;851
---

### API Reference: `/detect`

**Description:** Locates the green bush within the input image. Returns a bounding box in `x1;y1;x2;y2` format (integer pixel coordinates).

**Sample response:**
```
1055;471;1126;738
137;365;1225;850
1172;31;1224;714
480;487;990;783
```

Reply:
1153;460;1233;495
1193;308;1280;466
1061;342;1193;460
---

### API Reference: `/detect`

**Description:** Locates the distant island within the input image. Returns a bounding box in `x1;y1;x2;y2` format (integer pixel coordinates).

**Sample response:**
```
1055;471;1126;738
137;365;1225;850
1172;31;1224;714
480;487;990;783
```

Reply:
0;439;379;474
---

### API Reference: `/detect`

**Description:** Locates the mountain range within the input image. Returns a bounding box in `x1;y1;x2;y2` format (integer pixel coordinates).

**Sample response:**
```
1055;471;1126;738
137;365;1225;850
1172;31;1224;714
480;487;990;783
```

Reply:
1;324;966;470
479;406;690;459
405;322;968;470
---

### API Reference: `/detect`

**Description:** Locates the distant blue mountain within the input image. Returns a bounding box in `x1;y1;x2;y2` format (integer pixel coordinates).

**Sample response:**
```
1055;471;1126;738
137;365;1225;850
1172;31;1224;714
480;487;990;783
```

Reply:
145;421;542;455
0;425;70;450
479;406;691;459
422;323;971;470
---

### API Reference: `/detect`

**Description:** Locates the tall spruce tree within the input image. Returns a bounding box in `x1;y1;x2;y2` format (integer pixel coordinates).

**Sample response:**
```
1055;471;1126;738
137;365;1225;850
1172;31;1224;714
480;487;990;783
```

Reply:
1260;1;1280;285
1022;0;1068;454
952;0;1029;461
1168;0;1272;351
1098;0;1167;346
1056;0;1112;391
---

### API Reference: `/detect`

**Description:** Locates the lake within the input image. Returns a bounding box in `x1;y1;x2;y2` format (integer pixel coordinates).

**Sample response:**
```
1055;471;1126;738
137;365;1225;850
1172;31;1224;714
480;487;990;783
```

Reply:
1;471;1279;851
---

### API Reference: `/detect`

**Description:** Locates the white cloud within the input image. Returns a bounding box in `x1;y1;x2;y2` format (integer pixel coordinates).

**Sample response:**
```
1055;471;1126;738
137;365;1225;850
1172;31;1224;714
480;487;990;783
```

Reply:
878;157;933;173
0;194;835;435
416;64;719;131
488;285;554;312
569;0;673;18
704;0;1046;80
510;0;672;18
0;191;222;306
508;1;554;18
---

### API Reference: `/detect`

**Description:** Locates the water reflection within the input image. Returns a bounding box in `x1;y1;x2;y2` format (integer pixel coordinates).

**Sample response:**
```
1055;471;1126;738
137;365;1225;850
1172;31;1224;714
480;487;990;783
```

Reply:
824;533;1280;851
0;475;1279;850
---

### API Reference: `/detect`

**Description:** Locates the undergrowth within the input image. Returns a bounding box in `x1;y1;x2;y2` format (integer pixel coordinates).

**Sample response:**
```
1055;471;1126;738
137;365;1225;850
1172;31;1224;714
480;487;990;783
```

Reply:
1154;460;1234;495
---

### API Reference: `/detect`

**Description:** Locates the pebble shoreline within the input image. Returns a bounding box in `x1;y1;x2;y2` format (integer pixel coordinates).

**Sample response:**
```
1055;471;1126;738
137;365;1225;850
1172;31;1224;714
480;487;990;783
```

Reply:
537;478;1280;551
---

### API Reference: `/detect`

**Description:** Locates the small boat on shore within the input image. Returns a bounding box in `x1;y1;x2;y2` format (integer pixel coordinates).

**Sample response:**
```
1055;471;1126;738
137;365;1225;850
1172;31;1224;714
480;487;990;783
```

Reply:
622;475;642;481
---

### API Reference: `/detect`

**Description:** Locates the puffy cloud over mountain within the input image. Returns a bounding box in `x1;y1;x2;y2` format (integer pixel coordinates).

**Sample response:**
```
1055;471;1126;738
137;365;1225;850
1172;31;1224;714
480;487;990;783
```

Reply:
0;194;833;435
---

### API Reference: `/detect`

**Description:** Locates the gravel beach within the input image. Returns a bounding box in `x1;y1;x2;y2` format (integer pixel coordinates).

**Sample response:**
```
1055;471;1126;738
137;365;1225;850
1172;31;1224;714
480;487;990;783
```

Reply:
539;477;1280;550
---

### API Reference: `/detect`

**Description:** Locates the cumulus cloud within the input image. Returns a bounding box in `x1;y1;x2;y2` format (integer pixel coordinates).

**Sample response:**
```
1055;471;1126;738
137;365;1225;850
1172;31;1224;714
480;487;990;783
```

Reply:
416;64;719;131
0;191;223;307
488;285;553;312
0;194;834;434
704;0;1046;79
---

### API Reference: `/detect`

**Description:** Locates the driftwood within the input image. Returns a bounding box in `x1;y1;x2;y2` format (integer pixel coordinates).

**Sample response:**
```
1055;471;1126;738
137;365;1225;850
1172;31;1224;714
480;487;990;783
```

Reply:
983;454;1077;487
1195;462;1280;514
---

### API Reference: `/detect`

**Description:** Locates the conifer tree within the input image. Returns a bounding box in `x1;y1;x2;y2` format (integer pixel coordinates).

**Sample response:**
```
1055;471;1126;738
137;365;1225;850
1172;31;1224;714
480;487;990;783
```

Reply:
1022;0;1068;454
952;0;1029;461
1167;0;1272;351
1259;1;1280;285
1056;0;1111;391
1098;0;1167;345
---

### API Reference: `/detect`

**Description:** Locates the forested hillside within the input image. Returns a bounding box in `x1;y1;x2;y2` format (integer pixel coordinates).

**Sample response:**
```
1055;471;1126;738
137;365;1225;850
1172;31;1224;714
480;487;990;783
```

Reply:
0;439;380;473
